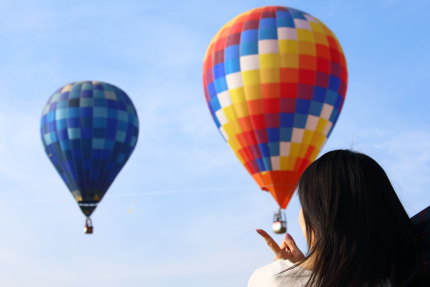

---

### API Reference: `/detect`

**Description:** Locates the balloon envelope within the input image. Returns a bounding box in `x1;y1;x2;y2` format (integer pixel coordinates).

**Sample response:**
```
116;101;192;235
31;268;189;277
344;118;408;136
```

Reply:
203;6;347;208
41;81;139;216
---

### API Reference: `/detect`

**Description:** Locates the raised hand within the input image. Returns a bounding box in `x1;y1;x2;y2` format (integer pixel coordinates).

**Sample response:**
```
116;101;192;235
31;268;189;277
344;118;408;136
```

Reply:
256;229;305;263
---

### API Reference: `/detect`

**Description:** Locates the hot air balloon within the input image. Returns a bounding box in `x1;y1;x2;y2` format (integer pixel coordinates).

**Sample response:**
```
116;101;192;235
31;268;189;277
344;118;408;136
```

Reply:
202;6;347;233
40;81;139;233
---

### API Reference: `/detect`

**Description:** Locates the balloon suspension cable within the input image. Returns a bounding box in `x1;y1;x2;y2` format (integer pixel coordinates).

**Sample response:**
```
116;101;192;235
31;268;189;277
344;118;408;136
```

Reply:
84;217;93;234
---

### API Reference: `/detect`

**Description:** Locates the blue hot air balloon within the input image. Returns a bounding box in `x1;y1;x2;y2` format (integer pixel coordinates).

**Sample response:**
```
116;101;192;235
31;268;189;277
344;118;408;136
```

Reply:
40;81;139;233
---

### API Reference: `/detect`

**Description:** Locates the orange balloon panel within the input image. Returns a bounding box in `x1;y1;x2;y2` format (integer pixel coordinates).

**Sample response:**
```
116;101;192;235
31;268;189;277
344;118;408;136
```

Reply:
203;6;347;208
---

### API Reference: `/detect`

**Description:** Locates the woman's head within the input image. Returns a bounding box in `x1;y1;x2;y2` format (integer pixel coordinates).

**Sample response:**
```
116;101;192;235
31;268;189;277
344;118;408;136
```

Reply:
297;150;421;286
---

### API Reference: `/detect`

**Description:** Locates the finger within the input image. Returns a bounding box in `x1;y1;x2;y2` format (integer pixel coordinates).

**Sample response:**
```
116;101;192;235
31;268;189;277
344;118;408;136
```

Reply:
279;240;291;252
284;233;298;251
256;229;284;258
284;233;304;257
278;241;293;261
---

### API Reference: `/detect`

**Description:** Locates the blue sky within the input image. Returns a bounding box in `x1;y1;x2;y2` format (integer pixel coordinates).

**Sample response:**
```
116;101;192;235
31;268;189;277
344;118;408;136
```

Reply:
0;0;429;286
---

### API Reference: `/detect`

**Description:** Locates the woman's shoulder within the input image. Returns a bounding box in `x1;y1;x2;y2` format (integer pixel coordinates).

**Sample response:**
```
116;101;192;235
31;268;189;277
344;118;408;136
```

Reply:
248;260;312;287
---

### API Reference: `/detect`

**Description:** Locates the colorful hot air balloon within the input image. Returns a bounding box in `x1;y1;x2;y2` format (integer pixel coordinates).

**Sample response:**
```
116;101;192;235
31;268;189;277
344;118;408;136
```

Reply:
41;81;139;233
203;6;347;231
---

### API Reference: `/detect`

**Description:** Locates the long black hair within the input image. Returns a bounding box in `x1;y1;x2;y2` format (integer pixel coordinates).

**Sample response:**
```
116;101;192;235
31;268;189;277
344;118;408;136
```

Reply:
297;150;423;287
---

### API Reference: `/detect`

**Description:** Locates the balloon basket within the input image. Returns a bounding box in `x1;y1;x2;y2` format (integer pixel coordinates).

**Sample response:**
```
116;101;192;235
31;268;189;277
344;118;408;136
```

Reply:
84;217;93;234
272;209;287;234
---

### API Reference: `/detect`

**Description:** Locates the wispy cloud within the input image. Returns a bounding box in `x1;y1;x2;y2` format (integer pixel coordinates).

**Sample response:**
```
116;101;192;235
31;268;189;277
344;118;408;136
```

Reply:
325;120;430;216
0;1;428;286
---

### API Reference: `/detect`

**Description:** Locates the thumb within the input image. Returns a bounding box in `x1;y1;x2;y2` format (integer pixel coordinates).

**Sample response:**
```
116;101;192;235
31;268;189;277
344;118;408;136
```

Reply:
284;233;302;256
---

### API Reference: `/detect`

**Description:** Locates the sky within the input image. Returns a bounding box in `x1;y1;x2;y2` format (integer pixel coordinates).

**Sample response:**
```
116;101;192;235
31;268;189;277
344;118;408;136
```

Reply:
0;0;429;286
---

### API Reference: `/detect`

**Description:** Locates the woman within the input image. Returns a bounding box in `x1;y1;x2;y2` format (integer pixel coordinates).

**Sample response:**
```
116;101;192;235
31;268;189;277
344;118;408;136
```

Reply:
248;150;427;287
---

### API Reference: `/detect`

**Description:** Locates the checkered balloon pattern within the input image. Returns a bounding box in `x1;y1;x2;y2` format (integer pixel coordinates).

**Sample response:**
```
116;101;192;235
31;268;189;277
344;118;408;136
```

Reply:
40;81;139;216
203;6;347;208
